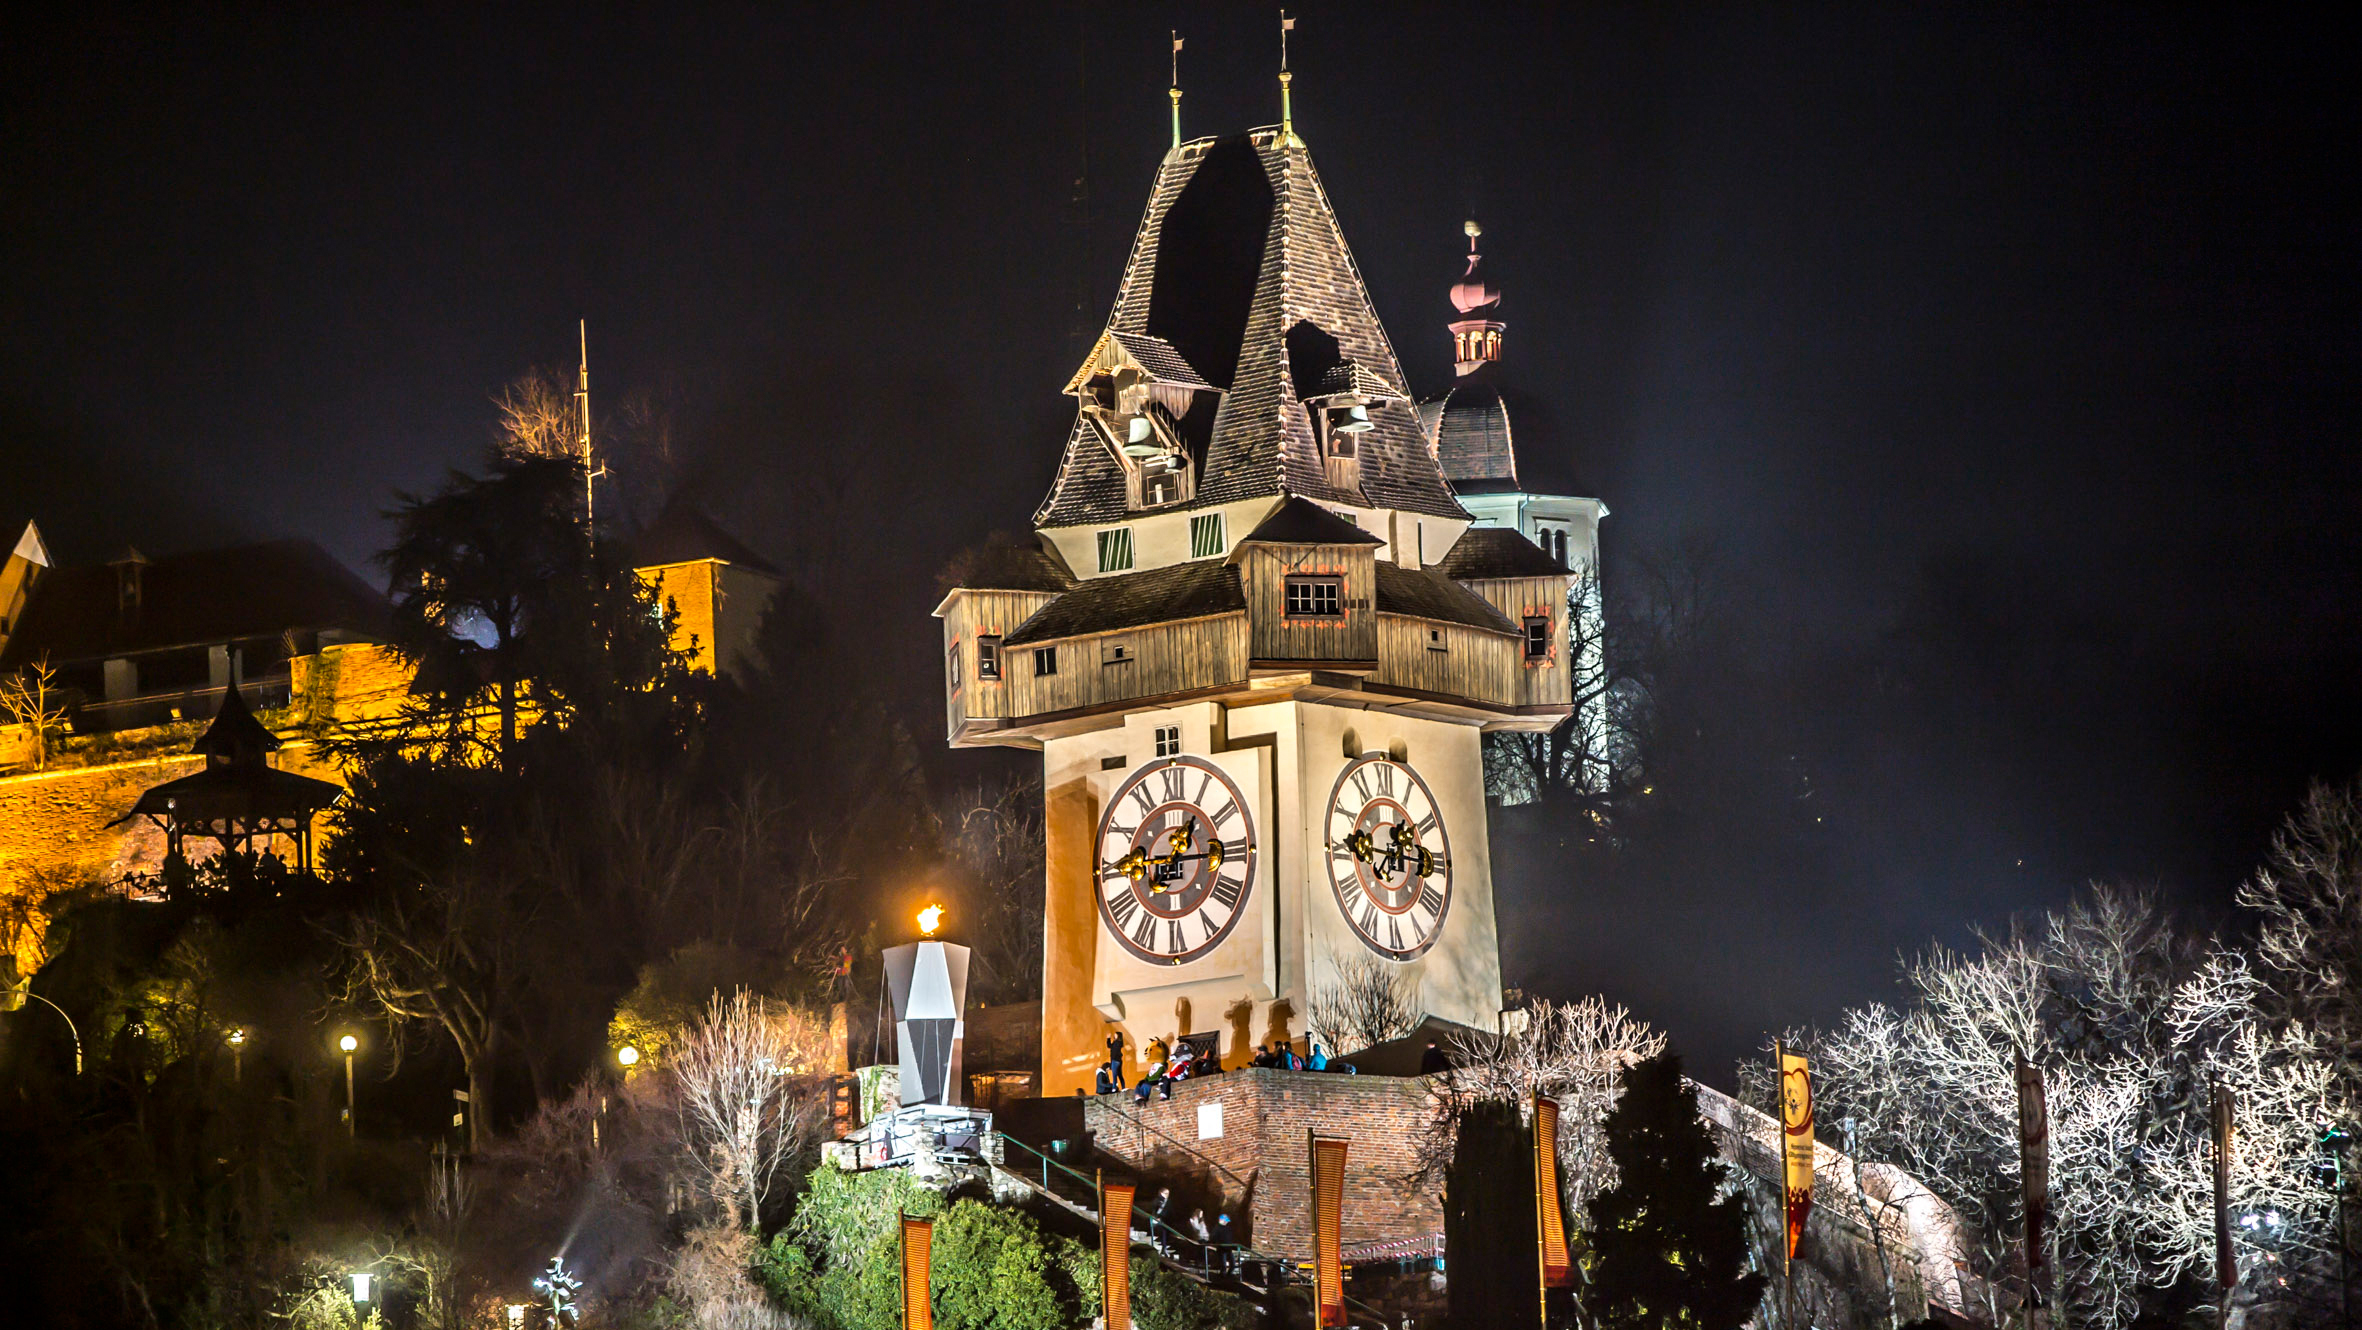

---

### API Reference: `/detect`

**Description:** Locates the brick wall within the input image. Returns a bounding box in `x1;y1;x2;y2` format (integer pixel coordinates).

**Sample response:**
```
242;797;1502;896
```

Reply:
1082;1067;1443;1260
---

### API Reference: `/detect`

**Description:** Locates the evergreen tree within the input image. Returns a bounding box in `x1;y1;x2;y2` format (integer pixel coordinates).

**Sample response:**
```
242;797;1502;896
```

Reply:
1585;1051;1766;1330
1443;1097;1543;1327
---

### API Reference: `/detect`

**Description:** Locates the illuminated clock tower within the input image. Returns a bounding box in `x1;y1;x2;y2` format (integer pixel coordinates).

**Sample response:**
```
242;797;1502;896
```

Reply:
935;114;1574;1096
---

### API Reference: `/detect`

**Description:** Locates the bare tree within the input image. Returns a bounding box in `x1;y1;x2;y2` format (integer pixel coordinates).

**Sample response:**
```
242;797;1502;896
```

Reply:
494;368;579;461
1814;887;2343;1330
0;654;68;770
663;989;835;1231
2239;778;2362;1091
941;776;1045;1005
334;864;516;1152
1307;956;1423;1056
1426;995;1666;1222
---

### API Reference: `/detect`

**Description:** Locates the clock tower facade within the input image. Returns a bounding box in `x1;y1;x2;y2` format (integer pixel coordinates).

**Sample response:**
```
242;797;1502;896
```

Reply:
936;126;1574;1096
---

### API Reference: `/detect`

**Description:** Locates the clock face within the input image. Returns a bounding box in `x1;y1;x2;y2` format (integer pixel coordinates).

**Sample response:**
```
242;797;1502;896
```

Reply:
1323;755;1453;960
1096;756;1259;965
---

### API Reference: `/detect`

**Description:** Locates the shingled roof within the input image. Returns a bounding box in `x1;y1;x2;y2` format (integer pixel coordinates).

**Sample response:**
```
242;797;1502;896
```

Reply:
1373;562;1520;635
1035;129;1469;531
0;539;389;669
1436;526;1569;579
1002;559;1244;647
1239;496;1382;546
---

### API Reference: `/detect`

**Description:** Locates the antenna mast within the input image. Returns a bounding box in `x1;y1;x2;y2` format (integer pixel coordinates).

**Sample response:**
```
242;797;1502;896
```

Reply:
575;320;604;534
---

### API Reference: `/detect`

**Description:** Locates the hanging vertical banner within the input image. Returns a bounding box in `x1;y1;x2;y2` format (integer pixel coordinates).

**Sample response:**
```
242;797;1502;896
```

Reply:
1100;1176;1136;1330
900;1213;934;1330
1311;1134;1350;1328
2015;1051;2050;1291
1779;1044;1815;1261
2213;1081;2237;1298
1535;1095;1574;1288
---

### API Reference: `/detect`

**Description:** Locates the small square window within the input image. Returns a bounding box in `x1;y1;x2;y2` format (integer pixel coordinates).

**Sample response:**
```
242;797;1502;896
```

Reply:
1284;575;1343;618
1523;615;1552;660
1154;725;1181;758
1427;627;1448;653
1097;527;1135;573
1034;646;1058;677
976;635;1002;680
1189;512;1226;560
1103;640;1133;666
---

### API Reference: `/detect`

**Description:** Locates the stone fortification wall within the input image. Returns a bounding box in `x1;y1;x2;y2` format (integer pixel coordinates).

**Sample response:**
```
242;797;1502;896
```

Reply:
1082;1066;1442;1261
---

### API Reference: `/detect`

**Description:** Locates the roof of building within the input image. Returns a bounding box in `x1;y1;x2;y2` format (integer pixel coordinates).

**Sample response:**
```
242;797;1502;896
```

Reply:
1423;362;1590;500
938;537;1077;595
1002;558;1244;647
1435;526;1569;579
190;681;280;761
1239;496;1382;547
1374;561;1520;635
627;503;781;576
0;539;390;669
1035;129;1470;531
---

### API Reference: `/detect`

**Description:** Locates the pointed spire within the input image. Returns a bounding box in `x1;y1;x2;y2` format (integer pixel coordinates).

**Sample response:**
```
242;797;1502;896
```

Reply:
1169;31;1184;151
1278;11;1298;144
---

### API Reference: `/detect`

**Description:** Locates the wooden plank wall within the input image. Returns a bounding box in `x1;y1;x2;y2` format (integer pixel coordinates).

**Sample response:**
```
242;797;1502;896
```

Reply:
941;590;1062;730
1372;616;1521;708
1461;575;1574;709
1239;544;1379;663
1002;614;1249;717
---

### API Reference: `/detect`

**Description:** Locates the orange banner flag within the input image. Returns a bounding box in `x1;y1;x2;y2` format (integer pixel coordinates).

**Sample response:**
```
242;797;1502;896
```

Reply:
1536;1095;1574;1288
1311;1134;1349;1328
1100;1176;1136;1330
900;1213;933;1330
1779;1044;1814;1262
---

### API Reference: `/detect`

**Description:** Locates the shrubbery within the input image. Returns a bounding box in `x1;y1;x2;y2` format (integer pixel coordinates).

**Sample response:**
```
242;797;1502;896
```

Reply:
753;1163;1252;1330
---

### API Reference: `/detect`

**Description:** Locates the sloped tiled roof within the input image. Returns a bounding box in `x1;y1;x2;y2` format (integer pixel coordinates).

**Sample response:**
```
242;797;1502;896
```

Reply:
1107;332;1213;390
0;539;390;669
1239;496;1381;547
939;539;1076;595
1374;562;1519;634
1426;362;1591;500
1436;527;1568;579
1002;559;1244;647
1036;129;1468;531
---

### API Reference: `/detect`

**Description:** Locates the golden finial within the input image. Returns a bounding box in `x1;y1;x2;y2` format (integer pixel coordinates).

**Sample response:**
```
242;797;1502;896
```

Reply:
1170;31;1184;150
1279;11;1298;142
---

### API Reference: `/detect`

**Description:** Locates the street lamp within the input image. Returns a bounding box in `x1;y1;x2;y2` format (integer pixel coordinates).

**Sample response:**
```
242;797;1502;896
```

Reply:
338;1033;360;1137
351;1271;373;1304
616;1044;640;1068
227;1027;246;1084
0;985;82;1075
506;1305;527;1328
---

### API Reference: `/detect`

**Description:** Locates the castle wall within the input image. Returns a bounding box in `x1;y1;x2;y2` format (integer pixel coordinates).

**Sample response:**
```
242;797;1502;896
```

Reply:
1082;1066;1442;1261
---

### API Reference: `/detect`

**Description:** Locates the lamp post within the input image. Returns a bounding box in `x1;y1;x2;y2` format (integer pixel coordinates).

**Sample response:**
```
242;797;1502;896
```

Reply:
227;1027;246;1084
339;1034;359;1137
0;985;83;1074
351;1271;373;1306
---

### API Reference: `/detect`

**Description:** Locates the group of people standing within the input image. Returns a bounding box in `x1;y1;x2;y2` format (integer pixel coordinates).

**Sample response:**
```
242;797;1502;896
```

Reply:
1092;1032;1359;1100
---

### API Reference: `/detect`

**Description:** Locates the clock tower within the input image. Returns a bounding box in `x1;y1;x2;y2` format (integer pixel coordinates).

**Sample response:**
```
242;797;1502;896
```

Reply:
936;123;1574;1096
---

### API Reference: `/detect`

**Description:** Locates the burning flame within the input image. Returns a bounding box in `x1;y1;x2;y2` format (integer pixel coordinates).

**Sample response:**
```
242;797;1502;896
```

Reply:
917;904;945;937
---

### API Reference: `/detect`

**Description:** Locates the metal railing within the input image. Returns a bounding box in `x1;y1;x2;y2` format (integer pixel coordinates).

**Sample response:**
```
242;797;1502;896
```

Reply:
993;1130;1395;1328
1094;1092;1256;1193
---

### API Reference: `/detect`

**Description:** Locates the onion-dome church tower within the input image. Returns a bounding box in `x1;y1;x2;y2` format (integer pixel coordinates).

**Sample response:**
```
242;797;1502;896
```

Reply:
937;89;1574;1096
1421;222;1610;797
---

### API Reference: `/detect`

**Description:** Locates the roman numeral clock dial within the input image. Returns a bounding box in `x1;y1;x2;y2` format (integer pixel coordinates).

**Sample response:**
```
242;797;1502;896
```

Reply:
1325;755;1453;960
1095;756;1258;966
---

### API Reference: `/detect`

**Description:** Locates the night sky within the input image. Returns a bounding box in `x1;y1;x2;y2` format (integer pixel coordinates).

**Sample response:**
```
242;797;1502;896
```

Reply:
6;5;2356;1075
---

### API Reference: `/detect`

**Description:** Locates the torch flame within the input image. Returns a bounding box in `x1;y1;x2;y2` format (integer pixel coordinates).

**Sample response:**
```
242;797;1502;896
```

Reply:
917;904;945;937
